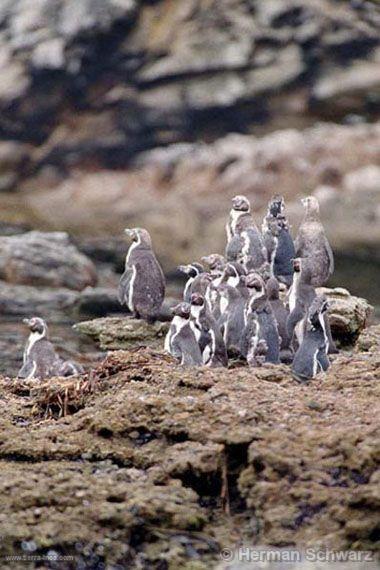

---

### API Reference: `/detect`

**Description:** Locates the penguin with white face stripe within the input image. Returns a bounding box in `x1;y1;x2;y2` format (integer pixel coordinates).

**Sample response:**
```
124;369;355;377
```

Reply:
225;195;266;268
118;228;166;324
18;317;83;380
178;263;204;303
189;293;228;368
241;273;280;364
292;296;330;383
165;302;203;366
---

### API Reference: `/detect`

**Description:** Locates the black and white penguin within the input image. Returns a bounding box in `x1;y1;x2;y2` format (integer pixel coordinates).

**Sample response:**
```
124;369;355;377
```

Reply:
266;277;291;354
287;258;337;354
292;296;330;383
217;282;246;356
164;302;203;366
241;274;280;364
118;228;166;323
190;293;228;368
18;317;82;380
295;196;334;286
178;263;204;303
225;195;266;268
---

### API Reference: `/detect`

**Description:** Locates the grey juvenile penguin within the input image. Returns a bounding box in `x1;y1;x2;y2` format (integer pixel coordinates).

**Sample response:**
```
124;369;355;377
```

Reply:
263;214;295;287
266;277;292;360
165;302;203;366
295;196;334;286
241;274;280;364
190;293;228;368
178;262;204;303
118;228;165;323
217;282;246;356
292;296;330;383
18;317;82;380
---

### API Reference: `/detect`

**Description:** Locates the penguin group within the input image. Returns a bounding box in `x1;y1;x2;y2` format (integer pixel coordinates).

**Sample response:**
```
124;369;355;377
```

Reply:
18;195;335;384
164;194;336;383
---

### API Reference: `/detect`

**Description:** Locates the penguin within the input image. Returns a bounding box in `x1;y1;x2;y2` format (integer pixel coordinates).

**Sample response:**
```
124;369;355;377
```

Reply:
118;228;165;323
217;282;246;356
18;317;82;380
263;217;295;287
266;277;291;353
164;302;203;366
287;258;337;354
201;254;226;273
292;296;330;383
295;196;334;286
190;293;228;368
225;195;266;268
178;263;204;303
262;194;285;234
241;274;280;364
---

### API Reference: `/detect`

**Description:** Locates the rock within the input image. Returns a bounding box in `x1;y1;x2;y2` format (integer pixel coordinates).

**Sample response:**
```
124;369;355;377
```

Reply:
318;287;374;343
355;324;380;353
0;231;97;291
74;317;170;350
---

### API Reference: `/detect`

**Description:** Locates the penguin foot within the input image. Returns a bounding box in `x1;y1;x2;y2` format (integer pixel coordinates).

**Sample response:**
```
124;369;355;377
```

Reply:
292;372;311;384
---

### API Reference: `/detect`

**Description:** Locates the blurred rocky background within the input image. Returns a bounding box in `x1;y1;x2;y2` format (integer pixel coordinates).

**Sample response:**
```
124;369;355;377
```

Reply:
0;0;379;303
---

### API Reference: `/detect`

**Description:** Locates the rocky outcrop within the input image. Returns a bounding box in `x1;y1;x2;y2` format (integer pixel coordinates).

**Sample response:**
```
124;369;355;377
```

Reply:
74;288;373;350
0;326;379;566
74;317;170;350
0;231;97;290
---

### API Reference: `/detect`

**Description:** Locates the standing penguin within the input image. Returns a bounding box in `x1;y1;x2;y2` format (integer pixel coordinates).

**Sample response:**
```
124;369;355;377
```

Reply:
241;274;280;364
165;302;203;366
118;228;165;323
266;277;292;362
292;296;330;383
178;263;204;303
18;317;82;380
217;283;246;356
190;293;228;368
287;258;337;354
295;196;334;286
263;217;295;288
225;195;266;268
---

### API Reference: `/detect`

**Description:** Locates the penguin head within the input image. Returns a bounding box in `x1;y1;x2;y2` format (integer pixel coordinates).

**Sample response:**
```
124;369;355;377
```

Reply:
171;302;191;319
232;195;250;212
245;273;265;295
190;293;205;307
266;277;280;300
269;195;285;217
124;228;152;247
23;317;48;336
308;296;329;327
301;196;320;216
178;263;203;278
292;258;302;273
201;254;225;271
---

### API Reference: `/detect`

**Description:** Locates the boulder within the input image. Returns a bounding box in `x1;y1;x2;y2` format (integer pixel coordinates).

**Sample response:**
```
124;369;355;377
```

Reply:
74;317;170;351
355;324;380;353
319;287;374;344
0;231;97;291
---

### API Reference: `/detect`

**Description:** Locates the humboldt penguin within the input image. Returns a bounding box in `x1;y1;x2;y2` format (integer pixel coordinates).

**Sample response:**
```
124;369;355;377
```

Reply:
266;277;292;359
190;293;228;368
165;302;203;366
292;296;330;383
262;194;285;233
287;258;337;354
18;317;82;380
201;254;226;273
118;228;165;323
241;274;280;364
295;196;334;286
217;282;246;355
263;217;295;287
178;263;204;303
225;195;266;267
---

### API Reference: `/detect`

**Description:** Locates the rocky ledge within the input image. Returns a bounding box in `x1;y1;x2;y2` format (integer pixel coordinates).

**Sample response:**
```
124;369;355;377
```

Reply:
0;324;379;567
75;288;374;350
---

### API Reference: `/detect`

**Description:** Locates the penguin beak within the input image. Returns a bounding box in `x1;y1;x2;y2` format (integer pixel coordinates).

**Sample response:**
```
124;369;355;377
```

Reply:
22;318;30;326
124;229;135;238
178;265;190;274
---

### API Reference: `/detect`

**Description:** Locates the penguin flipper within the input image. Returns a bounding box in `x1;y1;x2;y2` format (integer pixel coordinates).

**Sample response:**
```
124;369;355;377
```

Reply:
17;360;35;380
118;267;133;305
286;304;305;341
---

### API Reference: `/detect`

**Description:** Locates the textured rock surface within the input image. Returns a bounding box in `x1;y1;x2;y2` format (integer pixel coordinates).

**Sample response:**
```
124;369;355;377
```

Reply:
0;231;97;290
74;316;170;350
0;327;379;566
